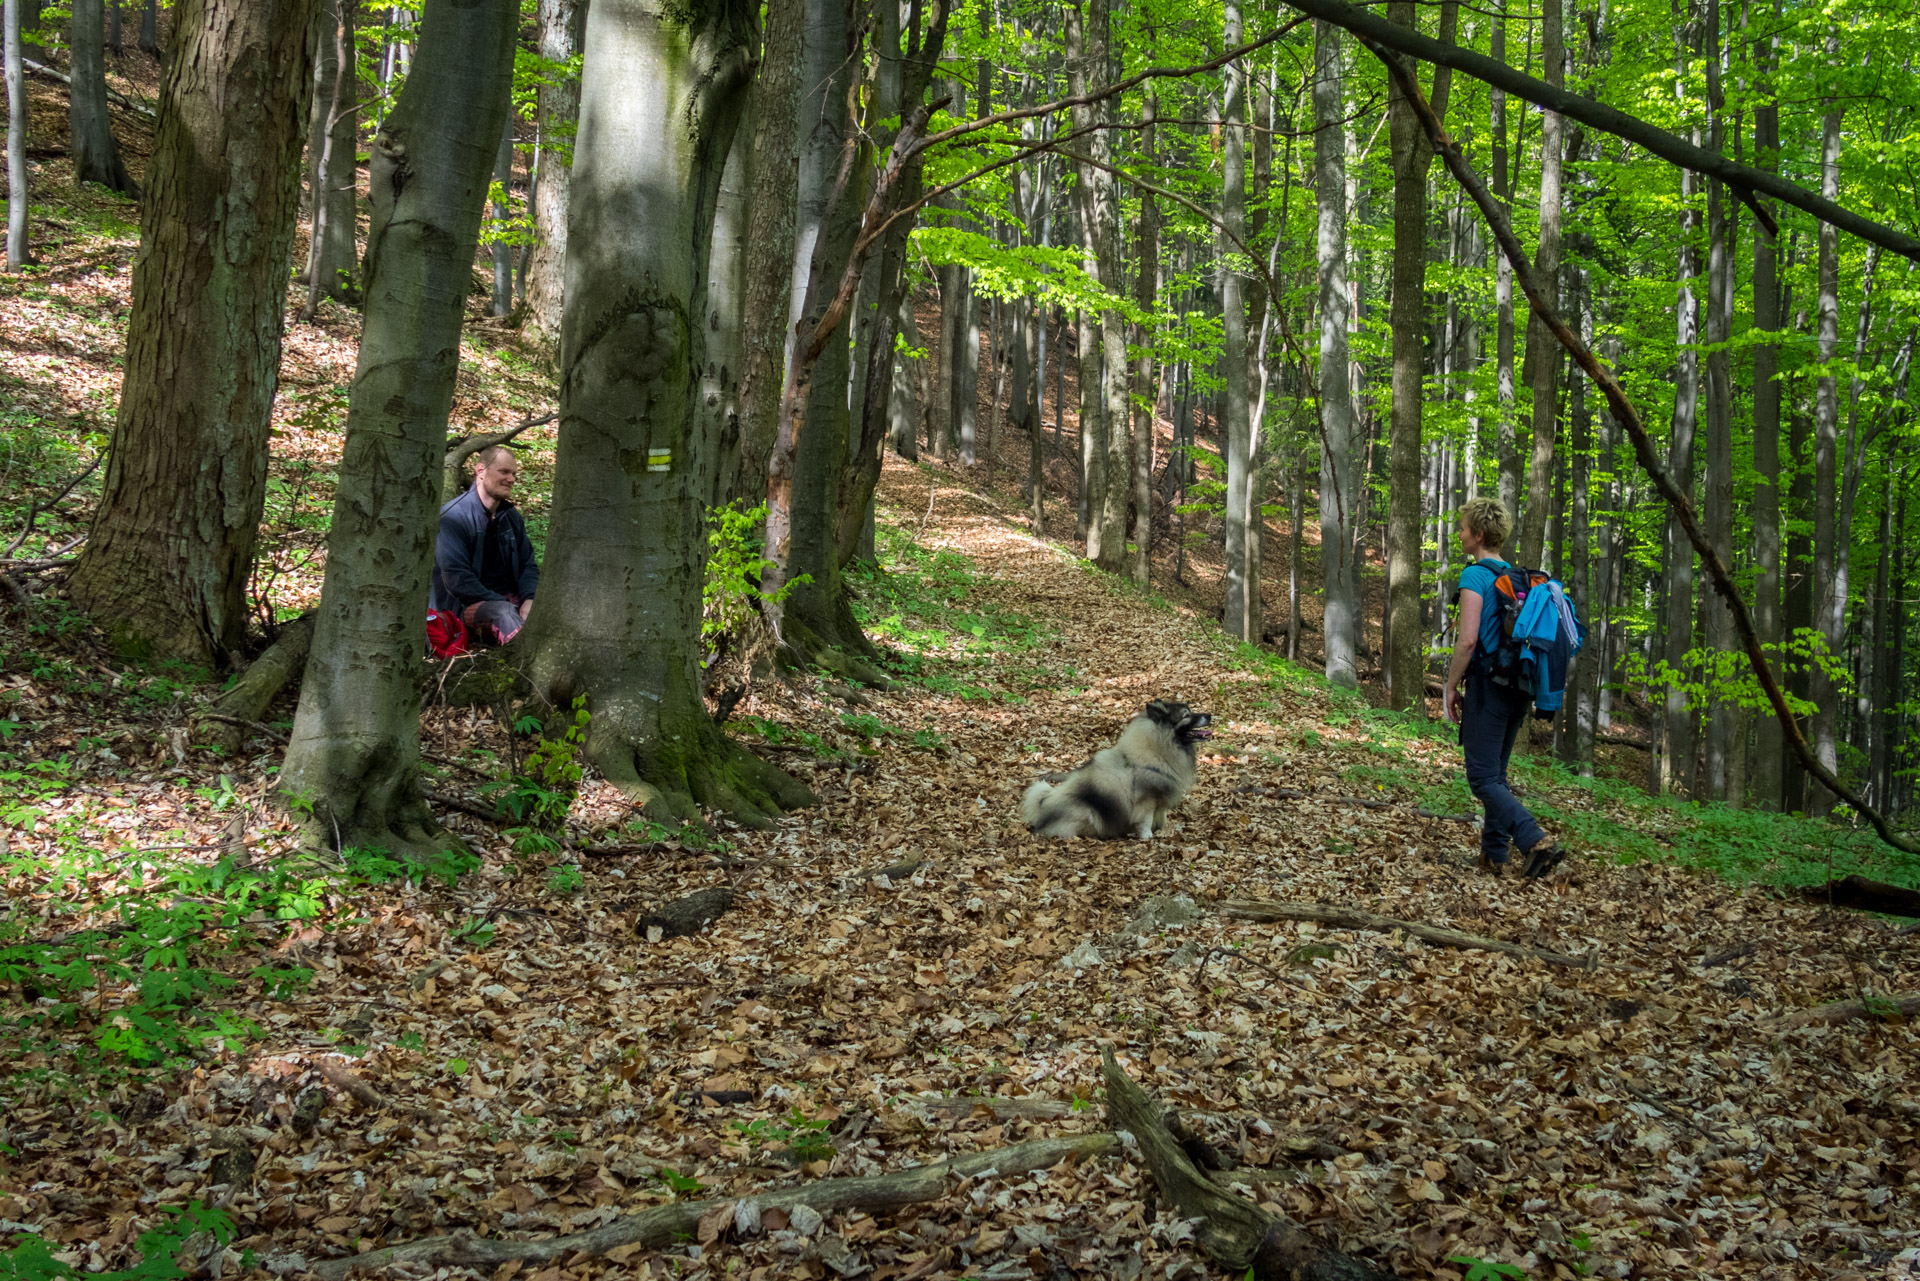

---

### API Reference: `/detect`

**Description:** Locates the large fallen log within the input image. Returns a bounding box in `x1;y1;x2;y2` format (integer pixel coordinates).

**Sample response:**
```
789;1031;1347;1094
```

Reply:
1798;875;1920;919
1764;992;1920;1028
1220;899;1595;970
311;1132;1118;1278
1101;1050;1394;1281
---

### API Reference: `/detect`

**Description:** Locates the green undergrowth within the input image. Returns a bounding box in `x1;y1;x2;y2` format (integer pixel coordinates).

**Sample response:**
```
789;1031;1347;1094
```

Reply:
848;516;1057;701
0;1200;235;1281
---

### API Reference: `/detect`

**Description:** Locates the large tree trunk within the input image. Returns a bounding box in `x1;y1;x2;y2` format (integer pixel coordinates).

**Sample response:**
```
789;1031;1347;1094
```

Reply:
68;0;317;666
5;0;26;271
279;0;518;858
1748;2;1782;808
1129;93;1158;588
524;0;582;359
1220;0;1255;640
69;0;136;195
1063;10;1103;559
1089;0;1128;575
301;0;358;316
1314;20;1359;689
523;0;810;828
1807;82;1843;818
1490;1;1519;517
1511;0;1562;569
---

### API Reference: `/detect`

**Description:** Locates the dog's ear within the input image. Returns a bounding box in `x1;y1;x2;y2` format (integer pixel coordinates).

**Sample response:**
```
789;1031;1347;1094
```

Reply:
1143;699;1174;722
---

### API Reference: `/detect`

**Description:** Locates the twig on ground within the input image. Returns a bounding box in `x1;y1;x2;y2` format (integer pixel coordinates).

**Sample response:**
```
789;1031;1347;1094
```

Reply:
1219;899;1596;969
314;1060;438;1124
1763;991;1920;1027
311;1132;1120;1278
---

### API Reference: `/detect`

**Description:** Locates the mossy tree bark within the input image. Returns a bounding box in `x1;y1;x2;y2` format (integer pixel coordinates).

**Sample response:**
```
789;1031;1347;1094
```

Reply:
68;0;317;666
279;0;518;858
520;0;812;829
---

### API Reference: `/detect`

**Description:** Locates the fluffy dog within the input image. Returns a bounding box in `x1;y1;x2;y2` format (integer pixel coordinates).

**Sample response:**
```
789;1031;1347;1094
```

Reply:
1022;699;1212;839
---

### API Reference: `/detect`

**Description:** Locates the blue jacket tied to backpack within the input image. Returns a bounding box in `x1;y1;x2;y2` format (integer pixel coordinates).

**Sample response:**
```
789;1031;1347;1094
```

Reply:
1464;560;1585;720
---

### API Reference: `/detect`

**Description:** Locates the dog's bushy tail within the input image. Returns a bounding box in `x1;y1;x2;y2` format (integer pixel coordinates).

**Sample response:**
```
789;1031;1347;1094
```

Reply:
1021;780;1055;828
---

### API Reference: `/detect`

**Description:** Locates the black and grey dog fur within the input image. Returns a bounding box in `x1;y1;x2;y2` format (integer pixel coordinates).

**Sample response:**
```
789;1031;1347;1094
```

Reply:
1021;700;1213;840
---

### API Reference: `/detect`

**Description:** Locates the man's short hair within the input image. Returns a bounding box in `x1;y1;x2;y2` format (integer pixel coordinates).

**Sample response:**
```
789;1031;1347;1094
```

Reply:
474;445;515;470
1461;496;1511;551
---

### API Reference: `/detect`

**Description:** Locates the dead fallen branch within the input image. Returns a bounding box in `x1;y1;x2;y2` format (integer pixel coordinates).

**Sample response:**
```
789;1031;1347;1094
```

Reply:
1800;875;1920;919
200;613;315;753
1219;899;1596;970
314;1061;437;1124
1764;992;1920;1028
1101;1050;1394;1281
311;1132;1120;1279
441;410;557;502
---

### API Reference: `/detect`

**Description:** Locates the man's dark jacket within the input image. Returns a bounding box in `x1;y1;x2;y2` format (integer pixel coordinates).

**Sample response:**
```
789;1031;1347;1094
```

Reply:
431;485;539;613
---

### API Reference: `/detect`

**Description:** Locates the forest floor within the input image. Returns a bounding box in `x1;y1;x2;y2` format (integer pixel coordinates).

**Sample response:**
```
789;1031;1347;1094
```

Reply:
4;98;1920;1281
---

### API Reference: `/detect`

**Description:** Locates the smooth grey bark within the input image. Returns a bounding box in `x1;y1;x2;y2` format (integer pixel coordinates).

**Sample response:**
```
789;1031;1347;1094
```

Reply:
1315;19;1358;689
934;262;958;457
705;126;750;510
301;0;358;317
1511;0;1562;571
138;0;155;55
5;0;25;270
1701;0;1736;802
1063;6;1104;560
69;0;318;665
1129;92;1157;587
279;0;516;856
107;0;118;54
1748;1;1782;808
524;0;810;827
1221;0;1254;640
525;0;582;357
70;0;136;195
1088;0;1128;575
1490;1;1518;517
890;292;921;460
1808;81;1842;818
730;0;799;502
489;110;514;317
1564;269;1594;773
955;277;979;464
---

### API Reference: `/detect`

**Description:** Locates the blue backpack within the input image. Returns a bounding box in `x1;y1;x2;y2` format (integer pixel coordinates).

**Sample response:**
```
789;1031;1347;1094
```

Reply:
1470;565;1585;720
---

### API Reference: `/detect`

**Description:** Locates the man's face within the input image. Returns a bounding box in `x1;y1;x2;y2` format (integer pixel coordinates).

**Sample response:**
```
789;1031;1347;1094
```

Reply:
476;456;519;504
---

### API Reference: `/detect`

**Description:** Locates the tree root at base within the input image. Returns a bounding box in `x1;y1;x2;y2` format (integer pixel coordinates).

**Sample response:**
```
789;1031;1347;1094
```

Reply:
311;1133;1119;1279
594;729;816;832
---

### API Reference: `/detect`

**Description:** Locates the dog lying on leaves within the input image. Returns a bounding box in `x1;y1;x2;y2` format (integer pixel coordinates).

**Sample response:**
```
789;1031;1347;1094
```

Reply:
1022;699;1212;839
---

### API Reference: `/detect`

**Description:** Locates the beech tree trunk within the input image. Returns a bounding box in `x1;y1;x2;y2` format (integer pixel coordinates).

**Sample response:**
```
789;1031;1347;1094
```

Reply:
1315;20;1359;689
69;0;317;666
1701;0;1736;802
1089;0;1128;574
1808;83;1843;818
489;112;514;317
1491;2;1519;517
279;0;518;857
1129;93;1158;587
1748;3;1782;808
5;0;25;271
137;0;156;55
1511;0;1562;569
523;0;812;828
1220;0;1255;640
70;0;136;195
301;0;358;315
525;0;582;358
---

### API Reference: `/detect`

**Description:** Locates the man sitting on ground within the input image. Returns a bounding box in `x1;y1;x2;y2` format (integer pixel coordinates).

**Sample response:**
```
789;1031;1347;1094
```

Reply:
432;446;538;645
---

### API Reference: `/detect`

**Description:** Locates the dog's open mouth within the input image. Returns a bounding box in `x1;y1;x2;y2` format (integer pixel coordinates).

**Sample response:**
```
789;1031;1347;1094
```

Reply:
1185;721;1213;741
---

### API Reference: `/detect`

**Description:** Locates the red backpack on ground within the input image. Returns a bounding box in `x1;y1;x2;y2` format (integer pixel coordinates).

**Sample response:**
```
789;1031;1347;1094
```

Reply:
425;609;469;659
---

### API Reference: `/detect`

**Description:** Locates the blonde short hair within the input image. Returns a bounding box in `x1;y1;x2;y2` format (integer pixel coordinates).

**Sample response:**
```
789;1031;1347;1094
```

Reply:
1460;497;1511;551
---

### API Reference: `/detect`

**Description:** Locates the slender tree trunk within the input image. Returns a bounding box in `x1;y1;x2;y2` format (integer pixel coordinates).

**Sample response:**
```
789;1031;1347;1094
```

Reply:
956;278;980;464
525;0;583;357
890;292;921;461
280;0;517;857
1129;92;1158;587
523;0;810;827
5;0;26;271
1315;19;1358;688
1512;0;1562;569
138;0;157;56
1491;1;1519;516
301;0;358;315
70;0;136;195
488;111;514;317
107;0;119;55
1808;75;1843;818
934;264;958;459
1700;0;1737;801
1867;471;1893;806
69;0;318;666
705;128;750;512
1564;269;1595;773
1221;0;1255;639
1748;0;1782;808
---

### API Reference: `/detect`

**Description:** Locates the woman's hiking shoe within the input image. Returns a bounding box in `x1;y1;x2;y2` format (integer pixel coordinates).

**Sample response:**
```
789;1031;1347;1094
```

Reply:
1522;842;1567;879
1477;851;1507;877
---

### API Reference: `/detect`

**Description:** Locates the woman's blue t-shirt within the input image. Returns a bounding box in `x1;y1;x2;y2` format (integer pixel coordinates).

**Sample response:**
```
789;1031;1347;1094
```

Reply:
1459;557;1511;655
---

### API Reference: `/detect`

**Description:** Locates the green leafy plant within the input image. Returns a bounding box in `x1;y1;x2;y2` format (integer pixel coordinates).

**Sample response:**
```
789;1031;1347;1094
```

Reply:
0;1201;234;1281
728;1108;835;1164
1449;1257;1528;1280
653;1168;705;1196
451;917;496;950
547;863;583;896
703;501;810;648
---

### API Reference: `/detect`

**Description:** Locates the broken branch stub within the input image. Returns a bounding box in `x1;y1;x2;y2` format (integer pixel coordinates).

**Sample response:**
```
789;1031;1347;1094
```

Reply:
1219;899;1595;970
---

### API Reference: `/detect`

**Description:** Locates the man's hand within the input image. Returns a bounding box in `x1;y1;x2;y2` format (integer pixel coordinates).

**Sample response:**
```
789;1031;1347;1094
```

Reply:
518;598;533;621
1445;682;1464;724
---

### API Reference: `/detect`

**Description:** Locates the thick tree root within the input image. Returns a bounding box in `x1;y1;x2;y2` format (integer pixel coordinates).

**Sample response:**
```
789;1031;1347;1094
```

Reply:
310;1133;1119;1279
593;723;814;831
1101;1050;1396;1281
775;592;890;690
1219;899;1596;970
